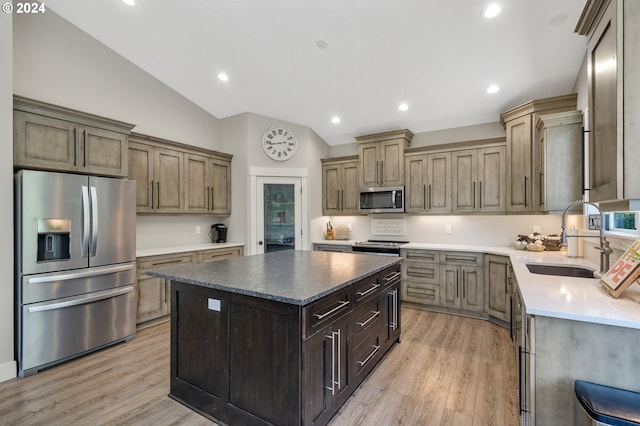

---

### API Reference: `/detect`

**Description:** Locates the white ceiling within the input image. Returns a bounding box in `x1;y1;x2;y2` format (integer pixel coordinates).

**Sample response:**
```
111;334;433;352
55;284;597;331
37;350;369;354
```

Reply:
45;0;588;146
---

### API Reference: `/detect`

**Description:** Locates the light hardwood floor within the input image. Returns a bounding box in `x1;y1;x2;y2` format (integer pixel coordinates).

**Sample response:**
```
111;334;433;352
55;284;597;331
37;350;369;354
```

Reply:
0;307;518;425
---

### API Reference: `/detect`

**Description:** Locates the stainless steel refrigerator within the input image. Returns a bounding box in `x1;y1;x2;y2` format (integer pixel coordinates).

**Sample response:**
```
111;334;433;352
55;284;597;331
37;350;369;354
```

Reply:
15;170;137;377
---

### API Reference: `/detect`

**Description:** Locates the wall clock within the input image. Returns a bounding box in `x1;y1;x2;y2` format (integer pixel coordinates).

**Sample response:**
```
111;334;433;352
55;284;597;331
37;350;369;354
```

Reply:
262;126;297;161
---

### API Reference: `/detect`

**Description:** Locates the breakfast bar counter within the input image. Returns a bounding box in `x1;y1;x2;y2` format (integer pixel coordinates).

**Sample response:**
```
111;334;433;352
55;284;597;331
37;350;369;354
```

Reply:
149;250;403;426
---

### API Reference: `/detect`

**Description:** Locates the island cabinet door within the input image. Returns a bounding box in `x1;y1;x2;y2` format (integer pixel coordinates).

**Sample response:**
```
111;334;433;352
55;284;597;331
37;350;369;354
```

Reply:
303;314;351;426
170;282;229;402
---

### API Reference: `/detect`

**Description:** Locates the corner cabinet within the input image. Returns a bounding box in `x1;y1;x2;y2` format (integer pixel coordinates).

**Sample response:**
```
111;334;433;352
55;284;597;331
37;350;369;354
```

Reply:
128;133;232;215
576;0;640;209
500;94;577;212
357;129;413;188
13;96;134;177
321;156;359;215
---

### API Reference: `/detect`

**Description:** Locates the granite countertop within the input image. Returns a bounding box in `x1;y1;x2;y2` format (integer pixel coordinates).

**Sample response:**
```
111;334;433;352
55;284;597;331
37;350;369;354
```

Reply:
136;242;244;258
148;250;402;306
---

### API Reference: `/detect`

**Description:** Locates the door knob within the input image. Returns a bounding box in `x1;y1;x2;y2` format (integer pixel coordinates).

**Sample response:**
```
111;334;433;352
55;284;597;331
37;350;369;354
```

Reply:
258;241;263;245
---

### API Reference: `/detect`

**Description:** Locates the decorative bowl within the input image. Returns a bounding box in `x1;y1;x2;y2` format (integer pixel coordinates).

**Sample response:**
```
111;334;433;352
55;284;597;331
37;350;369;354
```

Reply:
526;243;546;252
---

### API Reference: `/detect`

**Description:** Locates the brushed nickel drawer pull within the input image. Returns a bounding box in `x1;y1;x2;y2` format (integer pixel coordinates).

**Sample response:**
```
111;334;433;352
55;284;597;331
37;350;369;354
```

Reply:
384;271;401;282
313;300;349;320
357;344;380;366
356;310;380;327
153;259;186;266
356;283;380;297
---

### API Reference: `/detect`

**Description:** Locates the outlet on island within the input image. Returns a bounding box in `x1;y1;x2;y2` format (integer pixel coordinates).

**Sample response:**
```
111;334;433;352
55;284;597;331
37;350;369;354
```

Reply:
195;226;201;234
445;224;452;234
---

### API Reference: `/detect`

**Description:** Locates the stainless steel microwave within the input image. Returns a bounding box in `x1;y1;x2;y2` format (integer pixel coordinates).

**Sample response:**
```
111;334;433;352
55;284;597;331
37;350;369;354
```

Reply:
359;186;405;213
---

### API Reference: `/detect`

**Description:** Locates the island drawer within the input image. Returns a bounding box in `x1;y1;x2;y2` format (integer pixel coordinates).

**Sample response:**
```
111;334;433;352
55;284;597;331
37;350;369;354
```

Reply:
352;296;382;344
302;287;353;339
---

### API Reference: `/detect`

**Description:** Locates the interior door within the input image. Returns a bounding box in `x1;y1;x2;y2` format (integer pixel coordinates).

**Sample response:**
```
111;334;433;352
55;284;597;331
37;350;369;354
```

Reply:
256;177;301;254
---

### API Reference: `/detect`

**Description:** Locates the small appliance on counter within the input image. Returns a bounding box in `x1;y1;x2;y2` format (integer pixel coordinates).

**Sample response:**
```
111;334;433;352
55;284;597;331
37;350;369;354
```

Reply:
209;223;228;243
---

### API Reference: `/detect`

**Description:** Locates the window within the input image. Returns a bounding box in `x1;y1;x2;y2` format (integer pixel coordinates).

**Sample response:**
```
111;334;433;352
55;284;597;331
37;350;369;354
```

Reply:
606;211;638;232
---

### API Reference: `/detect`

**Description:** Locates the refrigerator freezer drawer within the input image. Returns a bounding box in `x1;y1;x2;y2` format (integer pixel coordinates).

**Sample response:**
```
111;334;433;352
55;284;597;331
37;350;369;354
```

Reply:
21;263;136;305
19;285;136;377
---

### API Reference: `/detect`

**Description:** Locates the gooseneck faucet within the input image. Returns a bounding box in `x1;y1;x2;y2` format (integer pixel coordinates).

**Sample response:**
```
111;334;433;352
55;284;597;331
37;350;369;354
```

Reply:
560;199;612;274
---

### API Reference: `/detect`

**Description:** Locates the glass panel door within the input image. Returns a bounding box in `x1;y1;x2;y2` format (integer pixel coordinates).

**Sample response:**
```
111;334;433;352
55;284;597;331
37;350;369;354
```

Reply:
256;177;301;254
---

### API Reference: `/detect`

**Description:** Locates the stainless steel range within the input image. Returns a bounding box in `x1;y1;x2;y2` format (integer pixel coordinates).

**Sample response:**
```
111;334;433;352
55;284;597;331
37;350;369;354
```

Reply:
351;240;409;256
15;170;137;377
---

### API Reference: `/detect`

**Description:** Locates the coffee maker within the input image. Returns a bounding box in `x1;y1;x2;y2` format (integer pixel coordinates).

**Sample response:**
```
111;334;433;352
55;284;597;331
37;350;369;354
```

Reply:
209;223;228;243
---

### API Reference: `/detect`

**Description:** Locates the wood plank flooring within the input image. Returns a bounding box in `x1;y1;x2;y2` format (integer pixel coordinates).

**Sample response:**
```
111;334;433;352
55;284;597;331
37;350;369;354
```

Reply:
0;307;518;425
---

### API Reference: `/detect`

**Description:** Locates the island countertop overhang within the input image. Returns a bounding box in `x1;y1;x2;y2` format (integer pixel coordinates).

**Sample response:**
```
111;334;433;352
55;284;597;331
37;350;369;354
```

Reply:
147;250;403;306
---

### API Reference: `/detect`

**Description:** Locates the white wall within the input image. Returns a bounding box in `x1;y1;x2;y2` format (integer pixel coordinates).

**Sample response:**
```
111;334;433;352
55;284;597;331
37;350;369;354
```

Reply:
0;11;15;383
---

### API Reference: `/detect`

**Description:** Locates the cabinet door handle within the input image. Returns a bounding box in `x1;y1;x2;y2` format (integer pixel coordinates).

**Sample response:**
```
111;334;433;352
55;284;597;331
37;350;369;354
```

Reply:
153;259;185;266
206;186;210;210
389;289;398;330
73;128;77;166
456;270;459;298
423;184;426;210
313;300;350;320
380;161;384;184
524;176;528;208
357;344;380;367
479;181;483;209
210;187;214;210
428;184;432;210
325;330;337;395
157;181;160;209
82;129;87;167
375;161;379;185
356;283;380;298
356;310;380;327
473;181;476;209
539;172;544;207
150;181;155;210
340;190;343;211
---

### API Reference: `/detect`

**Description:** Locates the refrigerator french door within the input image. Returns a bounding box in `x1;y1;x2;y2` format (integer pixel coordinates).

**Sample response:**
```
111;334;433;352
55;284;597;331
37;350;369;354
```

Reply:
15;170;137;377
256;177;302;254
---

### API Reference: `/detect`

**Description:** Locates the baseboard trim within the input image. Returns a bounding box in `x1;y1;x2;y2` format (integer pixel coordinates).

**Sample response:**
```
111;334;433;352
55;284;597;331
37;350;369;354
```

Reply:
0;360;16;383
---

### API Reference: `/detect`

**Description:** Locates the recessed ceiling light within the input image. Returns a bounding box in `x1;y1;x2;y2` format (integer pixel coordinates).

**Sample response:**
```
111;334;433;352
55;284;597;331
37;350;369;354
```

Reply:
483;3;501;19
331;116;341;124
486;84;500;94
398;103;409;111
316;40;328;50
217;73;229;82
122;0;135;6
549;12;568;26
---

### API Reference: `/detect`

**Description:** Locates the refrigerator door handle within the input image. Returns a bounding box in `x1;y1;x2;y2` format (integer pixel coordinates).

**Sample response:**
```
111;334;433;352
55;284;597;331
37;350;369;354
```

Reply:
26;264;134;284
27;286;134;313
90;186;98;257
81;185;90;258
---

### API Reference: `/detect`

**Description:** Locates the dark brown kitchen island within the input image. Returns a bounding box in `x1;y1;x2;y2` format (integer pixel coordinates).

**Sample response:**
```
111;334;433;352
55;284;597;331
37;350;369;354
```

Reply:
148;250;403;426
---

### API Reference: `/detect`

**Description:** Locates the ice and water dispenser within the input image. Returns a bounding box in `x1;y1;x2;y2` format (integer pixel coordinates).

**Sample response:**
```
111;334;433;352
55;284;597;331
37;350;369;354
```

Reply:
36;219;71;262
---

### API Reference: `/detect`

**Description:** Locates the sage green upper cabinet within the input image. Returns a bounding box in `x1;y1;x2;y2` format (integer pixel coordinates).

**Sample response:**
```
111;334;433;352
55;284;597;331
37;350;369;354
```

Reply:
13;96;133;177
575;0;640;209
500;94;577;212
357;129;413;188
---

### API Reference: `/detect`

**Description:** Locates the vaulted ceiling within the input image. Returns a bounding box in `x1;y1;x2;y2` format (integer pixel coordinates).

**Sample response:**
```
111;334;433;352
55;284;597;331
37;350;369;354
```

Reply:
46;0;588;145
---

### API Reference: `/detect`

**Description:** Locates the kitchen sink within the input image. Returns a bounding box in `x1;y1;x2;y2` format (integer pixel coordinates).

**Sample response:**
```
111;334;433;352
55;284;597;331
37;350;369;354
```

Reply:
526;264;597;279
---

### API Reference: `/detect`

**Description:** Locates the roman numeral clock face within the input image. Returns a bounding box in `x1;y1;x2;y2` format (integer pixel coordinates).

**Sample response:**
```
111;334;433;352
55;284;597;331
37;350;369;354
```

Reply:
262;126;297;161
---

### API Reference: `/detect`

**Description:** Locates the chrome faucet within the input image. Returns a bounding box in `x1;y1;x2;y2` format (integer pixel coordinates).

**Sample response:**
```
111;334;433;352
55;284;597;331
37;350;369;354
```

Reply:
560;199;612;274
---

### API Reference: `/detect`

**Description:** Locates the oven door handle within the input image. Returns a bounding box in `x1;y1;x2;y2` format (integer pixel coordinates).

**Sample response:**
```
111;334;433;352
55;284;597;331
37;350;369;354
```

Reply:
27;285;134;313
26;264;134;284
